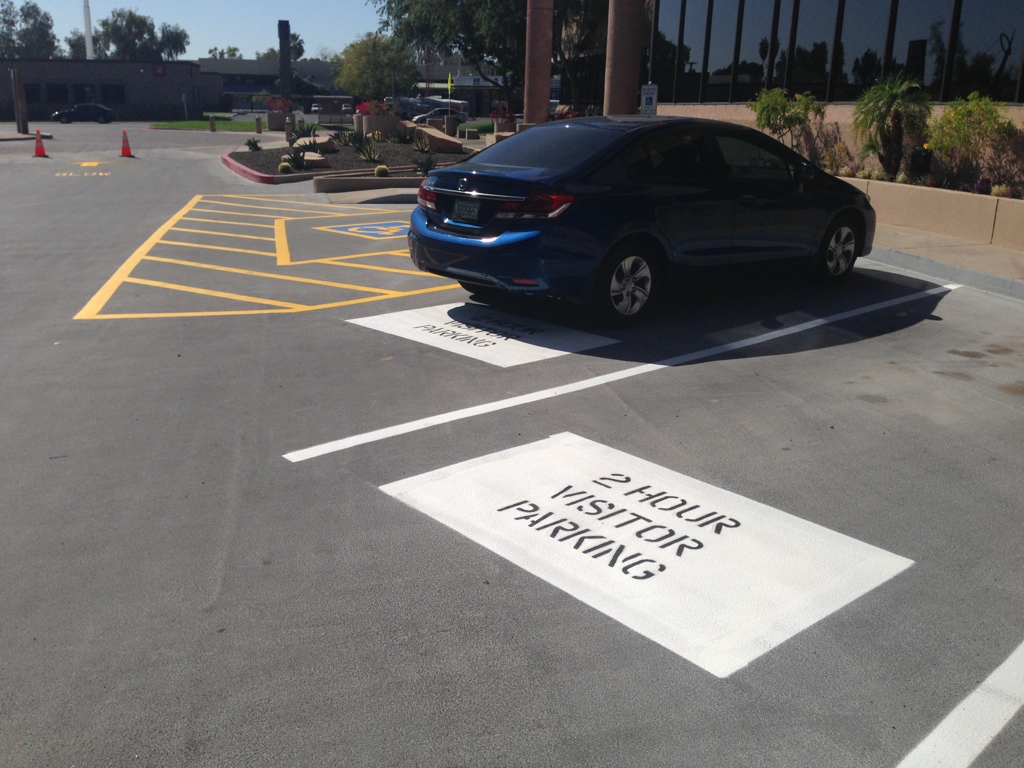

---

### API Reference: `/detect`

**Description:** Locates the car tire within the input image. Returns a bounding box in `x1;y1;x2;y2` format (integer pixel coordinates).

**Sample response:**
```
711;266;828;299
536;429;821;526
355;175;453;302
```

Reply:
59;116;70;124
592;241;663;325
814;215;860;281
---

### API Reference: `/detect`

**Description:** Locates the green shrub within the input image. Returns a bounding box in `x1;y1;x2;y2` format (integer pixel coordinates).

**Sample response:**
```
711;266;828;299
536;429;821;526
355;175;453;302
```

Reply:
413;153;437;176
412;131;430;153
928;93;1015;186
333;130;352;147
291;123;318;142
746;88;822;149
356;141;380;162
245;138;262;151
283;148;307;171
991;184;1014;197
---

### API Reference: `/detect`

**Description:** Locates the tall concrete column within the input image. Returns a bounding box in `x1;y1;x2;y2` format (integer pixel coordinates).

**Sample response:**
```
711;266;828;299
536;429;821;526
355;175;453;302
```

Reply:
603;0;647;115
524;0;555;125
278;20;293;101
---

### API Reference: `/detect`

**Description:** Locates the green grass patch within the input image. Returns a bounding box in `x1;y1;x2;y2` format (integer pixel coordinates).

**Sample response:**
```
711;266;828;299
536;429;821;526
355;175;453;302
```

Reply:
149;120;260;132
466;121;494;136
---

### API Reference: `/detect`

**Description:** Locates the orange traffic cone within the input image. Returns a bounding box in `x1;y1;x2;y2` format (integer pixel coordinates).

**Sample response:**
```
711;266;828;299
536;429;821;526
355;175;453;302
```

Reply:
33;129;47;158
120;130;134;158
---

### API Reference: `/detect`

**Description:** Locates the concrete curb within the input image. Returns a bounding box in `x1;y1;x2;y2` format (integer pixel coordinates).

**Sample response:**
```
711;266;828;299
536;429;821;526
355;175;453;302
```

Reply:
313;176;422;193
220;148;320;185
866;247;1024;302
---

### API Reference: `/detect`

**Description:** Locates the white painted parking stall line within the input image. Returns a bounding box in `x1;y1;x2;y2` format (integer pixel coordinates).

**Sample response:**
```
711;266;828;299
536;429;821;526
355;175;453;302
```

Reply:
896;640;1024;768
284;284;959;462
380;432;914;677
349;303;618;367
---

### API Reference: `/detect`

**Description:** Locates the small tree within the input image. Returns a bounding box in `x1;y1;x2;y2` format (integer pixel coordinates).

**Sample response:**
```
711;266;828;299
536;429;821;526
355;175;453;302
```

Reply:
333;33;418;101
852;73;931;178
747;88;822;149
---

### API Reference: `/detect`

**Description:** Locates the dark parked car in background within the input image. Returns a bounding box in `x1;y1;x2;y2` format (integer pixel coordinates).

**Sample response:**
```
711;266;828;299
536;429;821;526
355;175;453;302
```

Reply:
409;116;875;324
51;104;117;124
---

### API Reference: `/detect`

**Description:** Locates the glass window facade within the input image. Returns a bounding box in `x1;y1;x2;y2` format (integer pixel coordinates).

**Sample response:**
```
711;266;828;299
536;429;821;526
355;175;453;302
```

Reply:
653;0;1023;103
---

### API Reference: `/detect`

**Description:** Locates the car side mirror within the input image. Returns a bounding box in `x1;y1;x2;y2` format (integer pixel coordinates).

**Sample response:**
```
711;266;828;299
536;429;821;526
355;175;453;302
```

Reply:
794;162;814;181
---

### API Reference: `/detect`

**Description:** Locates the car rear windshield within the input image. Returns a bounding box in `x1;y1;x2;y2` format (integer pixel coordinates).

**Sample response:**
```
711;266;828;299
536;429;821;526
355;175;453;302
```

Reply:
468;123;623;172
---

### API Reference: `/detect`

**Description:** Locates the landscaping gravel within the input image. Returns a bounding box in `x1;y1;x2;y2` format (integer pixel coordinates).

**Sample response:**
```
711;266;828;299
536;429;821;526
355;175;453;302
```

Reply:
227;140;472;177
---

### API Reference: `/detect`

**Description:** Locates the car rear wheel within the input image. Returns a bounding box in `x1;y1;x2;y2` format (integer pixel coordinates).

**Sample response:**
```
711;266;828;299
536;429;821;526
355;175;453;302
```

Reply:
592;242;662;324
815;215;860;281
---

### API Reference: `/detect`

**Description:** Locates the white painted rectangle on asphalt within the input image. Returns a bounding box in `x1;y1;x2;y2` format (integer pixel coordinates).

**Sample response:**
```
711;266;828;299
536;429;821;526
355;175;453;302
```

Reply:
349;303;618;367
381;432;914;677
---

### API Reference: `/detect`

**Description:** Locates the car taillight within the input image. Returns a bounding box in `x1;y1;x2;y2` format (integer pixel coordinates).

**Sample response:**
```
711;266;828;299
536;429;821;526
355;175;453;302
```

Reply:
495;190;575;220
418;180;438;211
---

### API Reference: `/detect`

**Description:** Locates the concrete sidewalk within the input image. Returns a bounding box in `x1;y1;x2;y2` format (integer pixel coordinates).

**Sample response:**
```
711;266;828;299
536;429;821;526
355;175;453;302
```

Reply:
871;222;1024;300
0;129;52;140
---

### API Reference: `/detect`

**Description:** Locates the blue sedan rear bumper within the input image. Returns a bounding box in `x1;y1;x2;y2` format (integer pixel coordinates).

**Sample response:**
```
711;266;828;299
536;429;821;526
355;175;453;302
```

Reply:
408;208;597;298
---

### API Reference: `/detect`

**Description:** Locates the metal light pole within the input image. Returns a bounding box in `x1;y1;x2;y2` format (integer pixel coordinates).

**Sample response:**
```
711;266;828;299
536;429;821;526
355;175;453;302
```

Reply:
83;0;94;59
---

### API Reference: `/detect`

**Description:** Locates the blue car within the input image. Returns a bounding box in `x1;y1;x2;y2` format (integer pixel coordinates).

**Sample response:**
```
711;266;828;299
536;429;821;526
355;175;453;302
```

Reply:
409;116;875;324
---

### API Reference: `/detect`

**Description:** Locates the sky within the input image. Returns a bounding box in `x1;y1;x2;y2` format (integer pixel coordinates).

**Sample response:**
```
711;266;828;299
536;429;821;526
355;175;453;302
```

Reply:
42;0;384;59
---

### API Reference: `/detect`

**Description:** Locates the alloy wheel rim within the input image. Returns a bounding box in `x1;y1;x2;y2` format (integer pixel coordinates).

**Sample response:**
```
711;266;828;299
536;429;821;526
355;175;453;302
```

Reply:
826;226;856;275
609;255;652;315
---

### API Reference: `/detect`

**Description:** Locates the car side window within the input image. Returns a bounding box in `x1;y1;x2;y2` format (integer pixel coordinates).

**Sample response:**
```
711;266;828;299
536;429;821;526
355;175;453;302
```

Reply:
714;135;793;181
623;130;717;182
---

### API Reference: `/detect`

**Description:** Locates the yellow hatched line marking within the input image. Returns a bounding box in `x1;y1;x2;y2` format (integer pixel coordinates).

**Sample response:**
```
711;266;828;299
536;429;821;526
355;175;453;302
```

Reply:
169;226;277;242
195;200;354;215
124;277;305;308
274;218;291;266
286;249;410;266
181;216;276;229
216;194;403;212
325;256;409;264
327;261;439;277
214;194;345;207
78;193;431;320
83;309;295;319
190;207;294;220
142;255;401;294
75;194;203;320
156;239;277;257
304;283;461;310
86;283;462;319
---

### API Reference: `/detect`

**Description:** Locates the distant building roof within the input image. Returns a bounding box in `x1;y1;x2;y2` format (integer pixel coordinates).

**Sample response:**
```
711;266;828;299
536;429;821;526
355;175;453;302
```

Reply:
197;58;335;84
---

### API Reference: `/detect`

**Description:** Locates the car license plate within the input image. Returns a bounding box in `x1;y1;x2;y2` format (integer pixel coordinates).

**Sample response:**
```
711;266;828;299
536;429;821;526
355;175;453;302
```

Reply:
452;199;480;223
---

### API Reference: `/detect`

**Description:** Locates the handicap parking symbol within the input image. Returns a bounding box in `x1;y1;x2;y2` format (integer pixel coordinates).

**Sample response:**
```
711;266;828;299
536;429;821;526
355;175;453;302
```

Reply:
322;221;410;240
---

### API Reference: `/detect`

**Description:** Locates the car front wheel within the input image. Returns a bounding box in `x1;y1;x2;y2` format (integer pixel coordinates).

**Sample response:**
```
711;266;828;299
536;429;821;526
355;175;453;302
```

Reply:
592;242;662;324
815;216;860;281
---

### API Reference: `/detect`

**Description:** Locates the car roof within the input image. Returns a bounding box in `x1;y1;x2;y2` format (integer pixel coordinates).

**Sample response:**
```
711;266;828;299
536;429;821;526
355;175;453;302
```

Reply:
546;115;744;134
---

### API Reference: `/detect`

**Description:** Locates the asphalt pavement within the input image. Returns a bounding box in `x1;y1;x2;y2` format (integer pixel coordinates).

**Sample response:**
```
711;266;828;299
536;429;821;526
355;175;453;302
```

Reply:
1;121;1022;768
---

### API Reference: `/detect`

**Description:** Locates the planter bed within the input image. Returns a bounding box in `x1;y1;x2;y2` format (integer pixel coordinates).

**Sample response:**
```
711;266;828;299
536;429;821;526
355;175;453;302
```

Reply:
227;142;472;179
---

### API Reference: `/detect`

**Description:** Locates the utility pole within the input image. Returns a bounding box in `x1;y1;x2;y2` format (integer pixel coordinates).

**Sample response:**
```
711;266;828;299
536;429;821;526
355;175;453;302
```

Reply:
83;0;94;59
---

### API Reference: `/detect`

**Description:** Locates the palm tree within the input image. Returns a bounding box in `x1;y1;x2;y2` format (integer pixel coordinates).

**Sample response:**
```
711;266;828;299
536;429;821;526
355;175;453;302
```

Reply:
853;73;931;177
